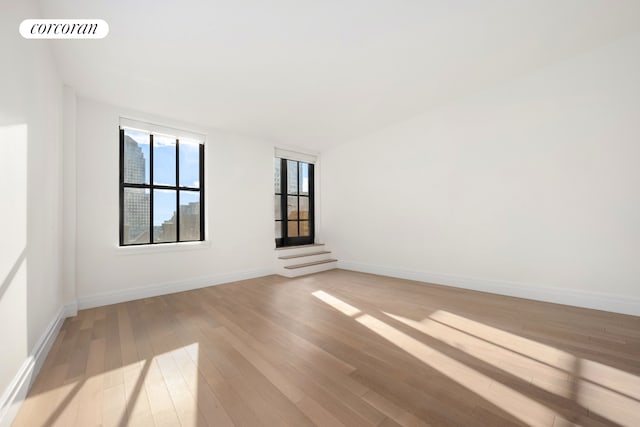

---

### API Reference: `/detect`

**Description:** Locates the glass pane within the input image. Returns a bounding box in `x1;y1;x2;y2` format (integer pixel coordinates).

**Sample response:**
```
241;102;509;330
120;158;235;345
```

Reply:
153;189;177;243
300;221;310;236
274;158;281;193
287;160;298;195
299;196;309;220
179;139;200;188
287;196;298;220
300;163;309;195
179;190;200;241
275;221;282;238
153;135;176;186
123;188;150;244
288;221;299;237
123;129;150;184
274;195;281;220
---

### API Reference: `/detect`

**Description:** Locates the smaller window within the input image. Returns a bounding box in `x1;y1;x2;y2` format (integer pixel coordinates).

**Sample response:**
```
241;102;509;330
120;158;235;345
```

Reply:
120;125;205;246
274;156;314;247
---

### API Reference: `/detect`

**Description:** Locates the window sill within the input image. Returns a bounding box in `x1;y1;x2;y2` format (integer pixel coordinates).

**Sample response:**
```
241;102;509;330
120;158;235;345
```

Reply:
116;240;211;256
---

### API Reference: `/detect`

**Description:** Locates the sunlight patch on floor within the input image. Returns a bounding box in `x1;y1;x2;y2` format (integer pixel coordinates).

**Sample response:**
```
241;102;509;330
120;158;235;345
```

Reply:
311;290;640;426
16;342;203;427
312;290;362;316
427;310;640;426
579;358;640;400
145;344;202;426
428;310;575;372
384;311;573;397
573;365;640;427
354;313;564;426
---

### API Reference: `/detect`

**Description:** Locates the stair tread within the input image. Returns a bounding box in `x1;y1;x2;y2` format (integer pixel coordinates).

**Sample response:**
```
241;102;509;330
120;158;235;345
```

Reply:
275;243;325;251
284;259;338;269
279;251;331;260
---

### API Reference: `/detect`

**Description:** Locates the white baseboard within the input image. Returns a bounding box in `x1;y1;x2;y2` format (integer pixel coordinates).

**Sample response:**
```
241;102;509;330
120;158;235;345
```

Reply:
77;268;274;310
338;261;640;316
64;301;78;318
0;303;75;427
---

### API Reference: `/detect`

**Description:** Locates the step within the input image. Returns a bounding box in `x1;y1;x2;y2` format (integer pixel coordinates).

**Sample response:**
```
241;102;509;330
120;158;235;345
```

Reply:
278;250;331;260
275;243;327;257
284;259;338;269
275;243;325;251
281;259;338;278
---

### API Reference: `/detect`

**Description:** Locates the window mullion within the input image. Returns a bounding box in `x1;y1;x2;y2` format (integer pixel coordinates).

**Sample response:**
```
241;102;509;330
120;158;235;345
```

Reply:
281;158;287;245
176;138;180;243
149;133;154;244
119;128;124;246
199;143;205;241
297;161;300;237
309;163;314;242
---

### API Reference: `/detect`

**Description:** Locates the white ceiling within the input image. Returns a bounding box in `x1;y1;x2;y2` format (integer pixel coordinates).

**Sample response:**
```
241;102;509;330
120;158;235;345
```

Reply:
42;0;640;151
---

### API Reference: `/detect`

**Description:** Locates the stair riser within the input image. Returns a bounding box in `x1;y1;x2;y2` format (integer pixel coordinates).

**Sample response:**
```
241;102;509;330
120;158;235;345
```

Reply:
281;261;338;278
278;250;332;261
278;253;332;268
275;245;326;257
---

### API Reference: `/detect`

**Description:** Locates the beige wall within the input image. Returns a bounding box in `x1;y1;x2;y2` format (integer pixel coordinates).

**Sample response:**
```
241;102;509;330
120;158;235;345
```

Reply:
74;97;277;306
322;33;640;315
0;0;65;414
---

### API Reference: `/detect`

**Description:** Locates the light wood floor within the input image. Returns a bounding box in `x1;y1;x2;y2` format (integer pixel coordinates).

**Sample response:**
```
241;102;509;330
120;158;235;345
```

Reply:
13;269;640;427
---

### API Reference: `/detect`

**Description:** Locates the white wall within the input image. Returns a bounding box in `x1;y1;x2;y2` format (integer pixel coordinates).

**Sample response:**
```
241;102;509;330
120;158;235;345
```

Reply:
62;86;77;306
0;0;65;419
74;98;276;306
322;33;640;314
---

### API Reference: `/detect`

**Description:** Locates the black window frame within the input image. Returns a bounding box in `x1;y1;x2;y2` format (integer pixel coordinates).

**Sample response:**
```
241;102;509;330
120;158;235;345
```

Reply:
275;157;314;248
119;128;205;246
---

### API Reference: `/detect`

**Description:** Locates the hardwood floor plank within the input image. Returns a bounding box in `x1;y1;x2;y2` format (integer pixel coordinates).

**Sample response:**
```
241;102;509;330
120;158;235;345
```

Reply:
361;390;430;427
215;326;305;403
171;346;235;427
13;270;640;427
12;363;70;427
278;362;377;427
73;338;106;426
296;395;349;427
177;323;267;426
102;383;127;427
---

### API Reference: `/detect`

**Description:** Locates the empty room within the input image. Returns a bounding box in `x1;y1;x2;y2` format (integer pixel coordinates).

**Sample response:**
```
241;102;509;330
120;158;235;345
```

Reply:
1;0;639;426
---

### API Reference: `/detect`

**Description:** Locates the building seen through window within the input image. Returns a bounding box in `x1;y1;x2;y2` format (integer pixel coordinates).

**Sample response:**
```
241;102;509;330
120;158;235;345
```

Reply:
120;127;204;246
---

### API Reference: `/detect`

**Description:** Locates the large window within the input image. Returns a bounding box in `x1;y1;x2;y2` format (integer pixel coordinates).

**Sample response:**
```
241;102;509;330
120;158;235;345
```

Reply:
275;157;314;247
119;127;204;246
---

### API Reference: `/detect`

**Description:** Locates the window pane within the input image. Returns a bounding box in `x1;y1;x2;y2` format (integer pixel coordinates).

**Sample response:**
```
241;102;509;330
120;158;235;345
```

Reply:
123;188;150;244
179;190;200;241
275;221;282;238
300;221;310;236
153;135;176;186
274;158;281;193
299;196;309;220
153;189;177;242
287;160;298;195
287;196;298;220
300;163;309;195
124;130;150;184
179;139;200;188
274;195;281;220
288;221;299;237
